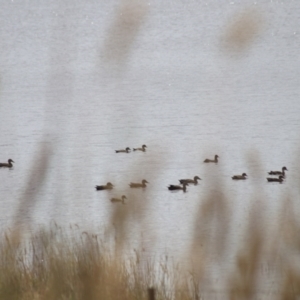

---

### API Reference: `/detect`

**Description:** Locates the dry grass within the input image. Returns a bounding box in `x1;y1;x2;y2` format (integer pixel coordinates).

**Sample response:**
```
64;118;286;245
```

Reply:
1;177;300;300
0;226;191;300
221;7;264;54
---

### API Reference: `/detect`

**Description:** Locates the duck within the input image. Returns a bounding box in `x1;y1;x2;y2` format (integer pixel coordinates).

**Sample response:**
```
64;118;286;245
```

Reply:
168;183;188;192
133;144;147;152
0;159;14;168
129;179;149;188
267;175;284;183
232;173;247;180
115;147;131;153
110;195;127;204
95;182;114;190
268;166;288;176
179;176;201;185
203;155;219;163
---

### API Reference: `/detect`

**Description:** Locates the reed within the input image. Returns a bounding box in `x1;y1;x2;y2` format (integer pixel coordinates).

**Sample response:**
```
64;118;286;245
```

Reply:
0;226;193;300
1;182;300;299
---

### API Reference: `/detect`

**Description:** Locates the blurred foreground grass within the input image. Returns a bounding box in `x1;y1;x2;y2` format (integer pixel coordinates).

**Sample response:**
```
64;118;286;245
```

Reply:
1;190;300;299
0;225;192;300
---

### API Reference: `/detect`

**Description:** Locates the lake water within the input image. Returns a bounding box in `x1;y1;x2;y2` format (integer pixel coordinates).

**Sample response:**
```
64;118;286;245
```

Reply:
1;0;300;295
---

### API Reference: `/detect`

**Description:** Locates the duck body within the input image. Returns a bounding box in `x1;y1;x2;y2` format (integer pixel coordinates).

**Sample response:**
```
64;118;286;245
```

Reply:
268;166;288;176
267;175;284;183
204;155;219;163
95;182;114;190
129;179;148;188
232;173;247;180
110;195;127;204
115;147;131;153
168;183;188;192
0;159;14;168
179;176;201;185
133;144;147;152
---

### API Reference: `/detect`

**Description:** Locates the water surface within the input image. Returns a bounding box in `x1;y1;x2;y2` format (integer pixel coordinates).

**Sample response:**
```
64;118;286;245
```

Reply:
0;1;300;273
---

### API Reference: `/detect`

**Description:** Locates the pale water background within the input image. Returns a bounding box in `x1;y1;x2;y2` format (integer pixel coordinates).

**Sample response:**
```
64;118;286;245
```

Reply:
0;0;300;290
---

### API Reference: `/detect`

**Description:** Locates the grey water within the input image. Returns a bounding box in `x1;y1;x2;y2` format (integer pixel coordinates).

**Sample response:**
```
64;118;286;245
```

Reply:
1;0;300;284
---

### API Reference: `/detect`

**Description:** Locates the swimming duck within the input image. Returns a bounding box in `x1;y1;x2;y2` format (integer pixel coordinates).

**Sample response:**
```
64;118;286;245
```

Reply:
95;182;114;190
110;195;127;204
267;175;284;183
133;144;147;152
115;147;131;153
179;176;201;185
203;155;219;163
168;183;188;192
0;159;14;168
129;179;149;188
268;166;288;176
232;173;247;180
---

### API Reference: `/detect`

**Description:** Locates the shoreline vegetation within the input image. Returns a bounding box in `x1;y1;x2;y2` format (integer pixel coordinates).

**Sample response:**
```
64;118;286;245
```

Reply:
1;191;300;299
1;214;300;300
